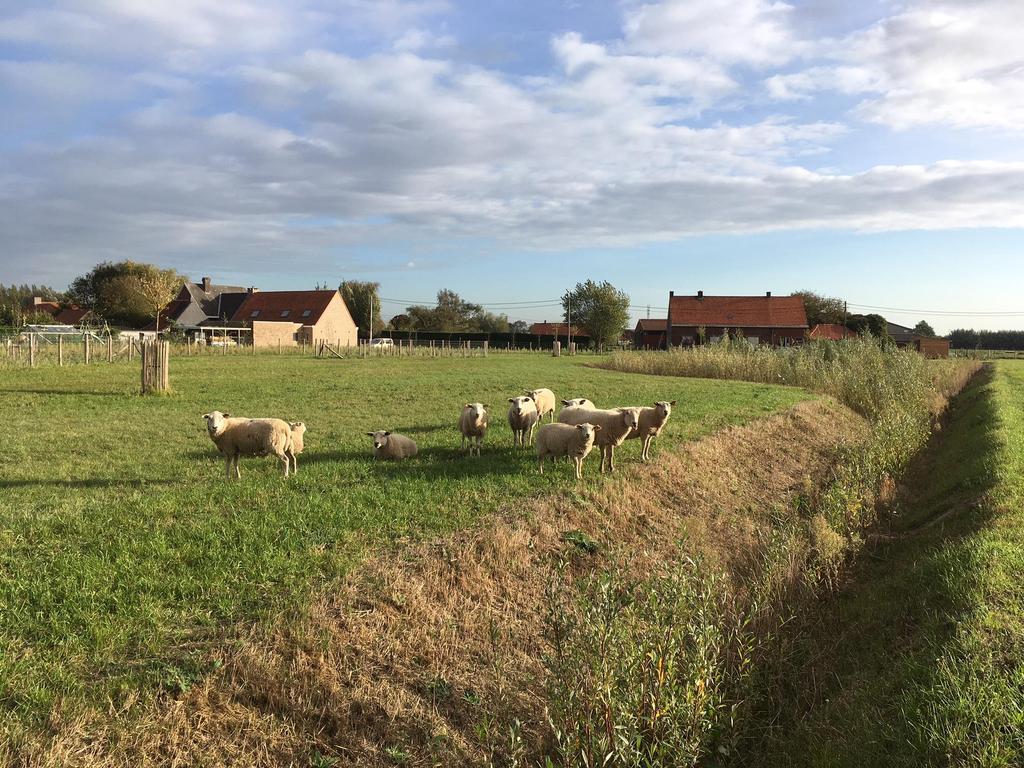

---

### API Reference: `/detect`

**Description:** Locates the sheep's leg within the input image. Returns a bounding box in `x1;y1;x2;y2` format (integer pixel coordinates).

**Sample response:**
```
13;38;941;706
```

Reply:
538;455;545;474
642;436;652;462
574;456;582;480
225;454;232;480
279;451;290;477
289;451;298;474
234;454;242;480
608;445;616;473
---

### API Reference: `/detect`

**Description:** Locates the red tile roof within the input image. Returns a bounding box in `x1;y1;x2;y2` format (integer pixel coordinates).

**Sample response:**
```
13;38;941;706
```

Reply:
635;318;667;331
668;294;808;329
54;307;90;325
809;323;856;341
230;290;338;325
530;322;582;336
28;301;61;316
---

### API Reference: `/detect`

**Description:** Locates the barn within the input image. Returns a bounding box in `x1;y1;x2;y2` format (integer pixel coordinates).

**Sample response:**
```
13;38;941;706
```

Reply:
634;318;667;349
664;291;809;348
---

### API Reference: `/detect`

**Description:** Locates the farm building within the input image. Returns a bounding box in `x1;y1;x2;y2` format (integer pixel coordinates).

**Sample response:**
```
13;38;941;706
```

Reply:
25;297;61;316
664;291;809;348
230;289;358;348
809;323;857;341
887;321;950;358
54;306;93;325
634;318;667;349
156;277;253;331
529;322;582;341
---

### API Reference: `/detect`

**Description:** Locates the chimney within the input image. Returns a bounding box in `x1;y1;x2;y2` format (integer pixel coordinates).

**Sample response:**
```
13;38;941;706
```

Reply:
201;276;211;292
32;296;43;306
248;286;257;294
697;290;704;300
766;291;772;297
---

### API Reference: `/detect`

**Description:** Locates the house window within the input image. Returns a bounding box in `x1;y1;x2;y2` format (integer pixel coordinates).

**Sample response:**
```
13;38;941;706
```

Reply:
281;309;291;318
301;309;312;318
250;310;260;318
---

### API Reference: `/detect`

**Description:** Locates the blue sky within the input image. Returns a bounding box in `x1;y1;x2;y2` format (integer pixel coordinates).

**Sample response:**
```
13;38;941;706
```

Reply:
1;0;1023;332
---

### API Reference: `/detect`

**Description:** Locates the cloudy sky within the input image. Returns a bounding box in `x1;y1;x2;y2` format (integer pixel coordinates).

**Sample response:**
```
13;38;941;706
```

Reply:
2;0;1023;331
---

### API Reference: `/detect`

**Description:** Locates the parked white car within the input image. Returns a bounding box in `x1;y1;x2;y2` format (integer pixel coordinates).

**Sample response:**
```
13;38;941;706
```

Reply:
368;338;394;348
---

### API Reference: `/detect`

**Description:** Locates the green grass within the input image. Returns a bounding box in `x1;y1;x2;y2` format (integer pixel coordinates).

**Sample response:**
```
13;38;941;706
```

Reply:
754;361;1024;767
0;353;809;738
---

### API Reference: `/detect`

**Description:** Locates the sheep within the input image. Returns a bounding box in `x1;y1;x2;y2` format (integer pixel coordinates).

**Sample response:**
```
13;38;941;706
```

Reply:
458;402;489;456
623;401;676;462
525;388;556;422
536;422;601;479
366;430;418;460
507;396;540;447
287;421;306;474
557;405;642;473
201;411;293;479
560;398;595;409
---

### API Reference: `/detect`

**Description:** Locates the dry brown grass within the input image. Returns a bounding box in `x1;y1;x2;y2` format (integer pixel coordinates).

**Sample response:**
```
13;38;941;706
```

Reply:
15;399;869;768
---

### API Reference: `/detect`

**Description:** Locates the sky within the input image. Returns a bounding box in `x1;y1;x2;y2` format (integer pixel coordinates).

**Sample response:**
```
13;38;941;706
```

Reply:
1;0;1023;333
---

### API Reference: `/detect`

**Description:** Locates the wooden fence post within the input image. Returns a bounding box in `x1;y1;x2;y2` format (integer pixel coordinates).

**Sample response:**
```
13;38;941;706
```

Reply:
28;333;35;368
552;341;562;357
58;335;63;366
483;340;489;357
107;335;113;363
84;334;90;364
141;340;170;394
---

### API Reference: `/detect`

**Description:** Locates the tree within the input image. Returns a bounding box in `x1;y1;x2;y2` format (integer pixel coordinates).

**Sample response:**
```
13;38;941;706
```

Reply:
847;313;889;340
404;290;485;331
339;280;384;335
472;309;510;333
913;320;936;337
68;261;182;328
388;313;414;331
793;290;847;326
561;280;630;350
509;320;530;334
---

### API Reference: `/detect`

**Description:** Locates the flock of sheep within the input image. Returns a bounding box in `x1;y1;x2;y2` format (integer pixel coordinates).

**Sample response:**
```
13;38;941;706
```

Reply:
201;387;675;481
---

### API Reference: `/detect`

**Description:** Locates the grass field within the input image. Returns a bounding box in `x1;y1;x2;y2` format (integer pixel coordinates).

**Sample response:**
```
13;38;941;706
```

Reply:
756;360;1024;766
0;353;810;740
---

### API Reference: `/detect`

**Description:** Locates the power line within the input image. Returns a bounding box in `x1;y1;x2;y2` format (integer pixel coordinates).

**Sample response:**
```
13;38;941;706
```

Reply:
848;302;1024;317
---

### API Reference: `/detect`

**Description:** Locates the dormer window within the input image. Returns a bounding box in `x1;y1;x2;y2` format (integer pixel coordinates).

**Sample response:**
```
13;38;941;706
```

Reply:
280;309;291;318
250;310;260;318
301;309;312;318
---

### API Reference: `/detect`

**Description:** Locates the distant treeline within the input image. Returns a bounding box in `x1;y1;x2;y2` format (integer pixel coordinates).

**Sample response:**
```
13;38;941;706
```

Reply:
377;329;591;349
949;329;1024;351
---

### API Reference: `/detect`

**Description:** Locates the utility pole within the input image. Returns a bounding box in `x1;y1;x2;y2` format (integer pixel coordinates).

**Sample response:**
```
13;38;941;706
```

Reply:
567;296;572;351
369;298;373;348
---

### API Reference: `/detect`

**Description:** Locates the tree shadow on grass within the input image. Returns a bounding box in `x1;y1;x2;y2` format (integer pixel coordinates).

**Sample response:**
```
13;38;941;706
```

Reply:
749;365;1002;767
0;388;126;397
0;478;177;489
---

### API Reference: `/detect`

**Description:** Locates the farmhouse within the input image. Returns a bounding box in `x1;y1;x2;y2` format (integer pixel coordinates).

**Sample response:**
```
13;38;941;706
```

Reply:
634;318;667;349
157;277;253;331
887;321;950;359
664;291;809;348
230;289;358;348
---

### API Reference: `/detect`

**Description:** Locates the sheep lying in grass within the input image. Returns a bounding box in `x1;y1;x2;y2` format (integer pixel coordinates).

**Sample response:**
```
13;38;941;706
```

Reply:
561;398;595;409
536;422;600;479
558;405;641;473
458;403;489;456
508;396;540;447
287;421;306;473
202;411;293;479
525;388;556;422
366;430;418;460
624;401;676;462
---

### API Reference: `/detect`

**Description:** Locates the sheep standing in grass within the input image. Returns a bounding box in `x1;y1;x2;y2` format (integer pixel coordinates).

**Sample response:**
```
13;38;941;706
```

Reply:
508;396;540;447
536;423;601;479
558;406;642;473
287;421;306;474
525;388;556;422
366;430;418;460
624;401;676;462
561;398;595;410
202;411;293;479
458;403;489;456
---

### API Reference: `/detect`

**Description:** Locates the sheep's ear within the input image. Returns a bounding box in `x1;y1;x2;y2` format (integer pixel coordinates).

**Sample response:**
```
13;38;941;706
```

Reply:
593;424;601;431
670;400;677;406
383;431;391;436
365;432;375;437
482;404;490;409
508;398;515;403
465;403;473;409
223;412;230;418
561;399;570;406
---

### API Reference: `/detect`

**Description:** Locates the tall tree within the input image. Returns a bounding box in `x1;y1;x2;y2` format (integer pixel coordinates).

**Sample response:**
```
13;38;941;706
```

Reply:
68;261;182;328
913;320;937;337
561;280;630;350
793;290;847;326
847;313;889;340
339;280;384;335
404;290;486;331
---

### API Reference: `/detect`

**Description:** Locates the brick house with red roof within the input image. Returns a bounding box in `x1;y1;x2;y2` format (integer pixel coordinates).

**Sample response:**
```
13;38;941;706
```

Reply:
634;318;667;349
664;291;809;348
230;289;357;348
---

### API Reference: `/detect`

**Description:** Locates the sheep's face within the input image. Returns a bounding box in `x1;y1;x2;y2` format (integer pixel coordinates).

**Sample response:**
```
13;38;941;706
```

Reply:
562;398;593;409
366;430;390;450
508;396;535;418
654;401;676;418
575;423;600;447
465;403;487;425
202;411;229;436
619;408;642;431
290;421;307;438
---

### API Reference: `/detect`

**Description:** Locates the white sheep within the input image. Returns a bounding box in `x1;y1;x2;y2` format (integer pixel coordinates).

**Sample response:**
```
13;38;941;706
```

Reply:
202;411;293;479
458;402;489;456
536;422;601;479
525;388;556;422
557;405;641;473
287;421;306;473
366;430;418;460
623;401;676;462
560;398;595;409
507;396;540;447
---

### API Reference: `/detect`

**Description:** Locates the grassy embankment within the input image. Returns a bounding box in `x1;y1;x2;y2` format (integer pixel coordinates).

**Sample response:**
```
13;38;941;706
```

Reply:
752;360;1024;766
0;353;807;748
